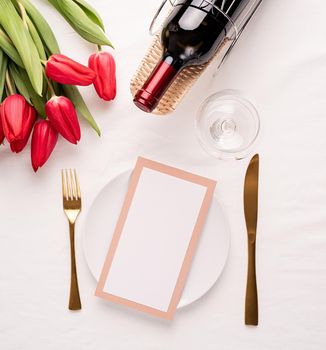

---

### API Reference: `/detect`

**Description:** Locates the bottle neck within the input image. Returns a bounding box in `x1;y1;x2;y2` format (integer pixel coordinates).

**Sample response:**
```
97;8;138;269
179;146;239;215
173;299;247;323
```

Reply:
133;55;182;113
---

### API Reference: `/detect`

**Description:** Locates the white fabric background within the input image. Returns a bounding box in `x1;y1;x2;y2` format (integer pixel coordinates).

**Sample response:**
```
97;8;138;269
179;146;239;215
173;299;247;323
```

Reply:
0;0;325;349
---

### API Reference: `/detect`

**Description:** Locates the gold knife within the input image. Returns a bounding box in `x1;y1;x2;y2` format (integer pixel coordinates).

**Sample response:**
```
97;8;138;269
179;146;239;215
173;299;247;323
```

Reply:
244;154;259;326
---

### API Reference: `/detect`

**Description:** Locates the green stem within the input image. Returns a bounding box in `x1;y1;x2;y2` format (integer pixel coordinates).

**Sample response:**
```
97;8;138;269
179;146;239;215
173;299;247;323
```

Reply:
97;45;102;51
5;70;15;95
44;74;56;97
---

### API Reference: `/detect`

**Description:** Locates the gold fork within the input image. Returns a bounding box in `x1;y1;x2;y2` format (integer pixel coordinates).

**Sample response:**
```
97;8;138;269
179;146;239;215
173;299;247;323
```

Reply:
61;169;82;310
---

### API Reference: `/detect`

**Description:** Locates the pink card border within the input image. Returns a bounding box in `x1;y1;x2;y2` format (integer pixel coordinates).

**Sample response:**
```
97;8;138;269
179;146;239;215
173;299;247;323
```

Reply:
95;157;217;320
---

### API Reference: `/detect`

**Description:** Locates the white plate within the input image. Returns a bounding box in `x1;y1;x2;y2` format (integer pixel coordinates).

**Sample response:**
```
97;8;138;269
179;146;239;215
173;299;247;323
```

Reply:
82;170;230;308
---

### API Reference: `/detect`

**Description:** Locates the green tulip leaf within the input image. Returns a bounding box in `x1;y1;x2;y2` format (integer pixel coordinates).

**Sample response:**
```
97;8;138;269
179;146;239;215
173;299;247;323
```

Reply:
8;62;32;104
63;84;101;136
17;0;60;54
0;0;43;95
73;0;105;31
0;48;7;101
48;0;113;47
15;65;47;118
0;27;24;67
26;16;47;61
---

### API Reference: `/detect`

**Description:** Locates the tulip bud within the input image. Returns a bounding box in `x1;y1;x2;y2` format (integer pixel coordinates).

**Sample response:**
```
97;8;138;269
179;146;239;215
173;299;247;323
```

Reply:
88;51;116;101
0;94;36;153
31;120;58;172
46;54;96;86
45;96;81;144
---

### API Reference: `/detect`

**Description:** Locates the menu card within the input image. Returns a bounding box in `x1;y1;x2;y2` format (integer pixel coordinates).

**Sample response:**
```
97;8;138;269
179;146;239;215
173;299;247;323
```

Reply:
95;157;216;319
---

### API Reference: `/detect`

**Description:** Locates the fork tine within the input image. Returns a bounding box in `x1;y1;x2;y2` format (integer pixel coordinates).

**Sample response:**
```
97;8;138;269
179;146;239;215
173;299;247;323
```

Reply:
61;169;67;199
70;169;77;199
74;169;81;199
65;169;72;200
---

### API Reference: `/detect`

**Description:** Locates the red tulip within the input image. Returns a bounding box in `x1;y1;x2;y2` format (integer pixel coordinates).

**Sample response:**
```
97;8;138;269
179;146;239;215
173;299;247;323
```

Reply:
45;96;81;144
88;51;116;101
0;94;36;153
46;54;96;86
31;120;58;172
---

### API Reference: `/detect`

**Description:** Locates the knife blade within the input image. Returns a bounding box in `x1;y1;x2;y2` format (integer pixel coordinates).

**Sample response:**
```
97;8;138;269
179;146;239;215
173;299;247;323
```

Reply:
244;154;259;326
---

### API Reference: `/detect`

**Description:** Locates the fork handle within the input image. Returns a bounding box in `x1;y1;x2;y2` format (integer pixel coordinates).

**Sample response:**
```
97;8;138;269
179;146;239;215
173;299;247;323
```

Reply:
245;239;258;325
69;222;81;310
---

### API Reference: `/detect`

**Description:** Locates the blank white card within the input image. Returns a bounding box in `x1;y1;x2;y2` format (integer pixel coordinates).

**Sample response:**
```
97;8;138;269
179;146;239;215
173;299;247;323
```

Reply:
96;157;216;319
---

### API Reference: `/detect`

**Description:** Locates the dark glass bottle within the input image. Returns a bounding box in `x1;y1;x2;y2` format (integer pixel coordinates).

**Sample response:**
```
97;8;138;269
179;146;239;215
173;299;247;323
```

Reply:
134;0;247;113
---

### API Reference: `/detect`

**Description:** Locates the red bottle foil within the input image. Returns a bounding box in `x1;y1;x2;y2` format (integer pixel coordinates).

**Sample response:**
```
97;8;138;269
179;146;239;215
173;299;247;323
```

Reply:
133;59;178;113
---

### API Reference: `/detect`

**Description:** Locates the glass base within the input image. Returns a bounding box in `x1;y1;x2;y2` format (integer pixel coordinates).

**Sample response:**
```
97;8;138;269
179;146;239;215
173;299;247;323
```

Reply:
195;90;260;160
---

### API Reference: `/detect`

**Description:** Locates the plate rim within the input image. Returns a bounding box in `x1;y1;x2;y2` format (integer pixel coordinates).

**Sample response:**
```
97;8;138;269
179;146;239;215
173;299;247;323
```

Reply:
81;169;230;309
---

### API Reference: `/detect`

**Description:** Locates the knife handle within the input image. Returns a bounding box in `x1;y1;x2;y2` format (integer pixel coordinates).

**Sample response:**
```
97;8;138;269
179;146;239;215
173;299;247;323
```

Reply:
245;238;258;326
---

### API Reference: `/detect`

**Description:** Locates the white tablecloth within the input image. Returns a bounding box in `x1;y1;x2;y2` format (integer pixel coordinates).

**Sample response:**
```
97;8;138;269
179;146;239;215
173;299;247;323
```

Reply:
0;0;325;349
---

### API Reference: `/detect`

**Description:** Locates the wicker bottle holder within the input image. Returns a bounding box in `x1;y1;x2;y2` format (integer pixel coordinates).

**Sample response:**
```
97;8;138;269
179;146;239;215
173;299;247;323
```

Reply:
130;33;230;115
130;0;263;115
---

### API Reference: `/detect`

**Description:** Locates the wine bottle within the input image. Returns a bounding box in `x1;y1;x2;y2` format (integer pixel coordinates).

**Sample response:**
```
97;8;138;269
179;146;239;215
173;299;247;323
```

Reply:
134;0;248;113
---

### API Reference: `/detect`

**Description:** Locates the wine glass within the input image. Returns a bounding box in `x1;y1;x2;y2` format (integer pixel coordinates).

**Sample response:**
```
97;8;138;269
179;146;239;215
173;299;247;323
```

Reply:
195;90;260;160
